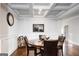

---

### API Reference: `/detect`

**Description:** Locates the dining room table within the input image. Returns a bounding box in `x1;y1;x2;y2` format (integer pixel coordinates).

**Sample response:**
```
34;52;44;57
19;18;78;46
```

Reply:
28;38;58;56
28;40;44;56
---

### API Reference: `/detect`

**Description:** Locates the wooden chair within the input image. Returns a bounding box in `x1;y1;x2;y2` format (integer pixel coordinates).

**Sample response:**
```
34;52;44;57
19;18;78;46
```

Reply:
36;35;49;56
42;40;58;56
39;35;49;41
57;35;66;56
17;36;26;48
24;36;36;56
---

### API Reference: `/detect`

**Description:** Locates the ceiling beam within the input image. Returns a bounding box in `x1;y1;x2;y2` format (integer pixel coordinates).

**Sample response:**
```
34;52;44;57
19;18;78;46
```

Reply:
43;3;55;17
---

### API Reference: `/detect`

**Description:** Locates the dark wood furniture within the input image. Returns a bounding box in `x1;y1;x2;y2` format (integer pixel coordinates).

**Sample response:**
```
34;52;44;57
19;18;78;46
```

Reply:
33;40;58;56
42;40;58;56
31;41;44;56
34;44;43;56
39;35;49;41
34;35;47;56
57;35;66;56
17;36;26;48
30;39;59;56
24;36;36;56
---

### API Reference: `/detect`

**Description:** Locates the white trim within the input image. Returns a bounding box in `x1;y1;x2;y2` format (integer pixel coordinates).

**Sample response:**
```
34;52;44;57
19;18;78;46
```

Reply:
0;40;1;53
8;47;18;56
68;39;79;46
44;3;54;17
0;34;18;40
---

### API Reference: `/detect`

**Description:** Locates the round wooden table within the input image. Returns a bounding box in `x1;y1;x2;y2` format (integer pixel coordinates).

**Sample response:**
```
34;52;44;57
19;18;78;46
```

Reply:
29;40;44;56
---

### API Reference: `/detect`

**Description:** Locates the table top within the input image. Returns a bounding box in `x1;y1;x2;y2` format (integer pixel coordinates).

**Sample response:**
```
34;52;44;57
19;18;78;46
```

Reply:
28;39;58;47
33;41;44;46
29;40;43;47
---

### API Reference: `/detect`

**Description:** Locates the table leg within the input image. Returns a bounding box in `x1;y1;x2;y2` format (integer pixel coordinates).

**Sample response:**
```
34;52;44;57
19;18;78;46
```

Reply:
34;48;37;56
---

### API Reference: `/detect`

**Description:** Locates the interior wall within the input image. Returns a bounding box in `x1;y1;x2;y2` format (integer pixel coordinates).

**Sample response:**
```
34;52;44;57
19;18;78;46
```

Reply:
0;3;1;53
0;40;1;53
0;4;18;55
57;4;79;45
0;4;8;54
57;15;79;45
18;17;59;41
56;19;63;35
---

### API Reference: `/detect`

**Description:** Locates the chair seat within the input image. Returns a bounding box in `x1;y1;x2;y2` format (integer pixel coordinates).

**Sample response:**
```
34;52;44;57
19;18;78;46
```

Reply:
58;45;62;49
58;42;63;46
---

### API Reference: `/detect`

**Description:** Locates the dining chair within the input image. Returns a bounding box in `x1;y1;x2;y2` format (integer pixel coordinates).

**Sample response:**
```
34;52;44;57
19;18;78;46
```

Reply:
42;40;58;56
57;35;66;56
36;35;48;56
39;35;49;41
39;35;46;41
24;36;36;56
17;36;26;48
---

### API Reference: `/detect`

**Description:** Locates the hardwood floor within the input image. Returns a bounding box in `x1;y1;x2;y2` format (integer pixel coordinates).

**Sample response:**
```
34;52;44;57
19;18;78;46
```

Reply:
11;41;79;56
11;47;28;56
64;41;79;56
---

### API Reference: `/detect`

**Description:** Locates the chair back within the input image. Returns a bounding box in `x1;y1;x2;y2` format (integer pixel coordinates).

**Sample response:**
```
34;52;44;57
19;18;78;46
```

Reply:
44;40;58;56
23;36;29;56
17;36;25;47
58;35;65;43
39;35;49;41
57;35;65;56
24;36;29;47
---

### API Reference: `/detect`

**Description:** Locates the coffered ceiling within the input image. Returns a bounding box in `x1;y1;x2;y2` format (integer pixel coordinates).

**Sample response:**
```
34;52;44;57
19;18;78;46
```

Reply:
8;3;78;18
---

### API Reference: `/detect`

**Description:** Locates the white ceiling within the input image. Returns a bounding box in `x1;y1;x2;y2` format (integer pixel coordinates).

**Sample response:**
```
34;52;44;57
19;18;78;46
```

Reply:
8;3;78;18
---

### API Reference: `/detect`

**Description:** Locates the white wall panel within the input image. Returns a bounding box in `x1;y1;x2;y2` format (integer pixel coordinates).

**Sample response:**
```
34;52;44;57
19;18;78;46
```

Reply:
17;17;59;40
0;4;18;55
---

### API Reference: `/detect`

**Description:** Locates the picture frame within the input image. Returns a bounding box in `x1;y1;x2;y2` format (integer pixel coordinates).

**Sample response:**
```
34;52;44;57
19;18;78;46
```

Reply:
33;24;44;32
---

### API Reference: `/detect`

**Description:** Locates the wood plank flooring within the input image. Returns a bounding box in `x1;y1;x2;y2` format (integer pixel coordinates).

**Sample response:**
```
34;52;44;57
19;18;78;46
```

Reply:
11;41;79;56
11;47;28;56
64;41;79;56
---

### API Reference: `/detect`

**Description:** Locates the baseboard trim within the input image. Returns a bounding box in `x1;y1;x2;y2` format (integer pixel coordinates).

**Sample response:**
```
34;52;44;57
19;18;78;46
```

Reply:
10;48;18;56
68;39;79;46
0;53;8;56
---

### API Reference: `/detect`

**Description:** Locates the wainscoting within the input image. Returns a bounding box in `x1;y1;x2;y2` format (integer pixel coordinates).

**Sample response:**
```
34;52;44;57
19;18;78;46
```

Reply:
0;34;8;54
0;34;18;56
8;34;18;55
0;40;1;53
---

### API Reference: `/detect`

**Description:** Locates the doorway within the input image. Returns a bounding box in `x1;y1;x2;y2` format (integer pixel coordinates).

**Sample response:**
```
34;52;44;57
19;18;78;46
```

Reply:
64;25;69;41
64;25;69;55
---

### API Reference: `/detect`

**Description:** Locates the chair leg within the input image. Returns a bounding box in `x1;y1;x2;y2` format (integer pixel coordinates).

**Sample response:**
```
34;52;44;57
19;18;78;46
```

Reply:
34;48;37;56
62;48;63;56
27;51;29;56
27;49;29;56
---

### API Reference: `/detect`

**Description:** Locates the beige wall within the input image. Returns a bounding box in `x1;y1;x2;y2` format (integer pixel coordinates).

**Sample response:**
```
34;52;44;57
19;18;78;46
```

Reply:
0;4;8;54
0;40;1;53
0;4;18;55
0;4;1;53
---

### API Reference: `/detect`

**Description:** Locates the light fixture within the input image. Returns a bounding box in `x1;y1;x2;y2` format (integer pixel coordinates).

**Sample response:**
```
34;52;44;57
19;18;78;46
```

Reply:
38;9;42;14
33;3;54;17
